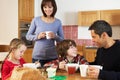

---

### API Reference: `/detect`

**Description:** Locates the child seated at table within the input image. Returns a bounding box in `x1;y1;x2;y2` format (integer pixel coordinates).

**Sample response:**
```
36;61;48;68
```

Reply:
1;38;45;80
44;39;88;70
1;38;27;80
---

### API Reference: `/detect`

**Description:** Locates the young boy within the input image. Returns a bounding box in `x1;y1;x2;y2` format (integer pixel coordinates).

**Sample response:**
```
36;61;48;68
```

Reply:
44;39;88;70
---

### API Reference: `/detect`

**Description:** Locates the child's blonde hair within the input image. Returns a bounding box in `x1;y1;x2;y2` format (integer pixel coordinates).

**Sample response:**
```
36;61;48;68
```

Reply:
9;38;26;53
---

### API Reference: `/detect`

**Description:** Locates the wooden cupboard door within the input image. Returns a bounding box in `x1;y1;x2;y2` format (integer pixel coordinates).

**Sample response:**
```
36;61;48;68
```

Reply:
101;10;120;26
18;0;34;21
84;49;97;62
77;45;85;56
78;11;100;26
23;48;33;63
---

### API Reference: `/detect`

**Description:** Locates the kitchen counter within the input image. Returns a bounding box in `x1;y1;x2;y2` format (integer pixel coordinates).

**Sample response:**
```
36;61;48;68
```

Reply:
85;46;98;49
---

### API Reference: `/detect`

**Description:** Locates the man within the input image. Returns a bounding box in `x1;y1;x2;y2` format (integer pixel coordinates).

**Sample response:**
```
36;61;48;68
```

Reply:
87;20;120;80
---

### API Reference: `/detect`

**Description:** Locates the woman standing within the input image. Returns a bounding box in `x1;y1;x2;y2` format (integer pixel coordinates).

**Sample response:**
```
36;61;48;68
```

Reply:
26;0;64;67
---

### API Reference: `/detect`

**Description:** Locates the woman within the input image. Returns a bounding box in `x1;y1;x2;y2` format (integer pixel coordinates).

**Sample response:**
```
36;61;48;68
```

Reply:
1;38;27;80
26;0;64;67
44;39;88;70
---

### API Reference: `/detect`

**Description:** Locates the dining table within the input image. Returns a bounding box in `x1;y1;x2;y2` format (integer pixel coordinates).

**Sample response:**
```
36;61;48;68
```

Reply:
46;70;100;80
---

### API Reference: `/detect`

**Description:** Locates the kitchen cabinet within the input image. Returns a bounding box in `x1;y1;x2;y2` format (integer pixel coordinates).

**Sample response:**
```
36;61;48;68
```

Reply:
23;48;33;63
18;0;34;48
18;0;34;63
77;45;85;56
101;10;120;26
78;11;100;26
18;0;34;21
78;9;120;26
84;48;97;62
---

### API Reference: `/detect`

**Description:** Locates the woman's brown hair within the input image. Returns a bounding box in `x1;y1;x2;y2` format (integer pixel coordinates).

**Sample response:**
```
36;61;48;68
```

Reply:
41;0;57;17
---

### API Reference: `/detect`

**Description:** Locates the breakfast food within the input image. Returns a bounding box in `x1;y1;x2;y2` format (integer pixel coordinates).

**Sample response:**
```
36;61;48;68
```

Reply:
10;67;46;80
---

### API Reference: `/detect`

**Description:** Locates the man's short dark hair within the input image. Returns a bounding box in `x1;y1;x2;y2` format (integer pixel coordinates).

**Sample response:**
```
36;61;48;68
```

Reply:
88;20;112;37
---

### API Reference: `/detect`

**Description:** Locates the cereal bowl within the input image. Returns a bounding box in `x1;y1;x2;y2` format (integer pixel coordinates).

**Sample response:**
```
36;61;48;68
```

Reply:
23;63;39;69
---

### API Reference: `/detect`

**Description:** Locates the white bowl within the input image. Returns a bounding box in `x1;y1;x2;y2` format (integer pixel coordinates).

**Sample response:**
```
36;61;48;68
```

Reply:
23;63;39;69
65;63;79;71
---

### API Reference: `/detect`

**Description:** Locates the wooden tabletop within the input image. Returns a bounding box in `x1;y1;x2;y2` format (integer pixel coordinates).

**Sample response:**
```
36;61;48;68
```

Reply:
47;70;99;80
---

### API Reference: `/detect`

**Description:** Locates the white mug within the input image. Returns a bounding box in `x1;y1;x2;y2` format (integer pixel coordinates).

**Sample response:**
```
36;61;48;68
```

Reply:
46;31;52;39
79;64;88;77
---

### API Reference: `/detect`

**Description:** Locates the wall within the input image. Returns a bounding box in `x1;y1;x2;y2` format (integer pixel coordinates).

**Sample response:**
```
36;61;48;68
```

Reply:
63;25;95;46
0;0;18;44
0;0;120;44
78;26;120;39
78;27;91;39
35;0;120;25
112;26;120;39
